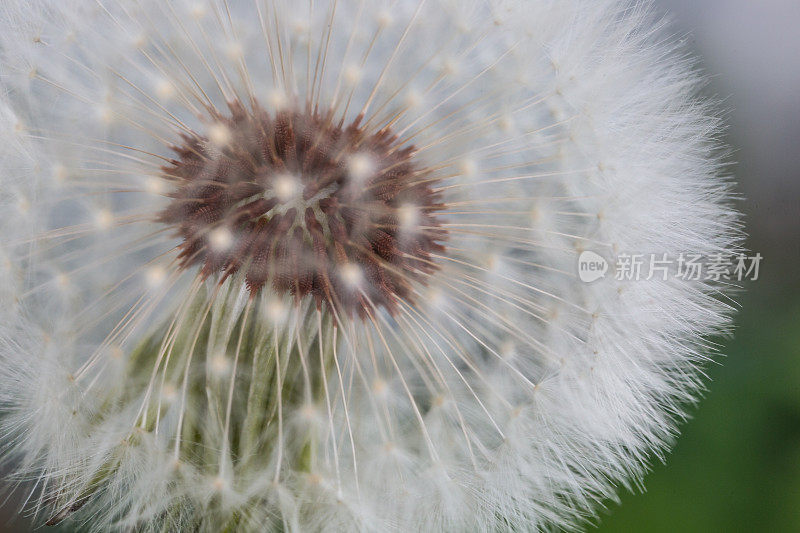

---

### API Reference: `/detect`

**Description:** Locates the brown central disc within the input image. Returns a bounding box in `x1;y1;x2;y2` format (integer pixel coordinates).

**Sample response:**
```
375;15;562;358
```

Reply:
158;100;446;317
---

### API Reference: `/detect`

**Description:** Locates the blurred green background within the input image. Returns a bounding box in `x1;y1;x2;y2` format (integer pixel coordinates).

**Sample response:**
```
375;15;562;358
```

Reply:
599;1;800;531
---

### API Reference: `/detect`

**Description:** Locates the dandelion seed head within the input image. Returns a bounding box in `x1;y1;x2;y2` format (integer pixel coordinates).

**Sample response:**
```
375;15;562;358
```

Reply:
209;353;230;376
265;297;288;323
145;265;167;288
0;0;742;531
272;173;300;203
54;272;70;289
158;102;445;317
343;64;363;86
457;157;479;179
208;227;234;252
398;203;420;231
212;476;228;493
154;79;176;101
207;122;232;147
440;57;461;77
346;153;375;184
143;175;167;196
224;42;244;62
403;88;424;110
267;89;290;111
190;4;208;20
339;263;363;288
161;383;178;403
51;163;69;184
93;209;114;231
15;195;30;214
376;10;394;29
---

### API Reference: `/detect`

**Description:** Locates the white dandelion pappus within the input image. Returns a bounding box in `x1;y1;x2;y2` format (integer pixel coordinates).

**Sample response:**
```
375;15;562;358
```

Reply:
0;0;741;531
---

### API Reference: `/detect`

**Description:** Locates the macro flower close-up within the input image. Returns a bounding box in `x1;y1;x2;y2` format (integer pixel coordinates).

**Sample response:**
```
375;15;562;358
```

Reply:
0;0;744;531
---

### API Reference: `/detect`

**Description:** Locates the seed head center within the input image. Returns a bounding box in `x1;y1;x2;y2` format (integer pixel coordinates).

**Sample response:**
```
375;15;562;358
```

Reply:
159;100;446;317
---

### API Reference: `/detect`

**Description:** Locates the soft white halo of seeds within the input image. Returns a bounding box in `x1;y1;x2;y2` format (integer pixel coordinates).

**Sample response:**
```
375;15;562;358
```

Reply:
0;0;741;532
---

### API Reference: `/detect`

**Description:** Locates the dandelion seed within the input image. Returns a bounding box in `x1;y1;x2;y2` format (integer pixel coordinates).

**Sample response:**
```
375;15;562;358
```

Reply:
0;0;741;531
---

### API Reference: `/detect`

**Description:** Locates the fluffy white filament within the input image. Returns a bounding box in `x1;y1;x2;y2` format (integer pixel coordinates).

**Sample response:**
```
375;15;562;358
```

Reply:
0;0;740;531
